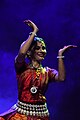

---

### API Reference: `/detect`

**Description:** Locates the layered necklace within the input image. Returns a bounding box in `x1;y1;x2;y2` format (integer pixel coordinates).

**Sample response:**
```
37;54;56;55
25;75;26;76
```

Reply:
29;63;42;94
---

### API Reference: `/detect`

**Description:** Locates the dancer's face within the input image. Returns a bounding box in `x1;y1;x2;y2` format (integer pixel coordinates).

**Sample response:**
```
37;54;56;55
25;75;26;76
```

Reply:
32;41;47;62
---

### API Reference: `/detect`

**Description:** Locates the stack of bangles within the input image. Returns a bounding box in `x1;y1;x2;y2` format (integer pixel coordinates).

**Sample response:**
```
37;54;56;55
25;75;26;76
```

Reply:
57;56;65;58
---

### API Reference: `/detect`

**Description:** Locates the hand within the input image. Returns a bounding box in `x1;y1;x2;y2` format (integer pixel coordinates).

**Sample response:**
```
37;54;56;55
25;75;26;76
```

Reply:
23;20;38;32
58;45;77;56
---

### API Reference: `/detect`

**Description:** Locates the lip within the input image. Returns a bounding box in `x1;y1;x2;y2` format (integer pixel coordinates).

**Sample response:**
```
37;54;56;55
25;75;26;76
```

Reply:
37;53;44;57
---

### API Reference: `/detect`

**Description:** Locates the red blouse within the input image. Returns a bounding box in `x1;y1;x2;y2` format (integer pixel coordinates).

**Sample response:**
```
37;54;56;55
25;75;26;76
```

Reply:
15;54;58;104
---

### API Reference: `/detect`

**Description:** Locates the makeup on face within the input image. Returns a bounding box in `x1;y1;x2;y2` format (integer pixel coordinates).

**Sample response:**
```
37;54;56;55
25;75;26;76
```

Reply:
35;46;46;50
31;42;47;62
35;41;46;51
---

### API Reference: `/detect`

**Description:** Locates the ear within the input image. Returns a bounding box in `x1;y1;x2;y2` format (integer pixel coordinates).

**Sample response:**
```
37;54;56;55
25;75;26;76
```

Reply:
26;51;31;58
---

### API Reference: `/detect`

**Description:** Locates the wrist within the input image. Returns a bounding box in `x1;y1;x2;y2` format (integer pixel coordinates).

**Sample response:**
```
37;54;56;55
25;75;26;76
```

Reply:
57;55;65;59
29;32;37;36
58;52;64;56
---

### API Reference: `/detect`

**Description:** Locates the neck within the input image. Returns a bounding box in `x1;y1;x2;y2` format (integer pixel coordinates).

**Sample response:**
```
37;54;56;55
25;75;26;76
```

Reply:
30;60;41;69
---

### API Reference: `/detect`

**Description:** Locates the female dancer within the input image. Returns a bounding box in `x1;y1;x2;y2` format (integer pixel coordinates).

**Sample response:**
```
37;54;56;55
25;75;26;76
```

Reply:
0;20;77;120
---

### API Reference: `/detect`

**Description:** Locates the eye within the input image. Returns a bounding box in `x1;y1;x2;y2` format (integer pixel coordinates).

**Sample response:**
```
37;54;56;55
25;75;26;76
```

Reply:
35;46;40;50
42;46;46;50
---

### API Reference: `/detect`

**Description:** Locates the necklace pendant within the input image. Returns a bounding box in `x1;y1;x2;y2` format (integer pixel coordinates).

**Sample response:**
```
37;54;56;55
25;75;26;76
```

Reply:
30;86;38;94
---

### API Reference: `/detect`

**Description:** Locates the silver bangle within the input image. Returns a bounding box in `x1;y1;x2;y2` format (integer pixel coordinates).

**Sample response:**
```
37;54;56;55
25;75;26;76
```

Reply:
57;56;65;58
29;32;37;36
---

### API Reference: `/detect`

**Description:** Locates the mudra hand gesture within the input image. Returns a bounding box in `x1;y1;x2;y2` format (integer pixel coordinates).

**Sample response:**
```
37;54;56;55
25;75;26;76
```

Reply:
24;20;38;32
58;45;77;56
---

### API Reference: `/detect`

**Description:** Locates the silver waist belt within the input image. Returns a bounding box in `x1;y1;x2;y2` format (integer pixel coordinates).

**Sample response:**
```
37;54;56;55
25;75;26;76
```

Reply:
12;100;49;117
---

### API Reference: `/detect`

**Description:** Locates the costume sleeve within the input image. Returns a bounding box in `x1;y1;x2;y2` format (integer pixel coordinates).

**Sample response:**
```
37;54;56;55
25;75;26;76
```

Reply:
47;67;58;82
14;53;26;74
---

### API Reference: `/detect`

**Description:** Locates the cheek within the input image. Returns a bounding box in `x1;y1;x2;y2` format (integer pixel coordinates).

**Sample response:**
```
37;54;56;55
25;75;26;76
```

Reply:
45;50;47;53
33;52;38;58
44;50;47;55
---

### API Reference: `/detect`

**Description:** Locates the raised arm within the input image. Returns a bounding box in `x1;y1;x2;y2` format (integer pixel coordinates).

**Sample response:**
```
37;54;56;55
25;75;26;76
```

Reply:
15;20;38;72
19;20;38;55
55;45;77;81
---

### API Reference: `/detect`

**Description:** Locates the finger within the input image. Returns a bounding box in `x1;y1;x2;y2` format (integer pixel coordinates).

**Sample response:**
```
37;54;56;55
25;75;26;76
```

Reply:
65;45;77;49
23;20;32;27
23;20;27;22
23;20;28;24
72;45;77;47
68;45;77;48
23;20;31;23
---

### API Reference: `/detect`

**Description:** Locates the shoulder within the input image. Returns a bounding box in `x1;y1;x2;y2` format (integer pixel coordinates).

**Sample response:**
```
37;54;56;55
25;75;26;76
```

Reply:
44;66;58;75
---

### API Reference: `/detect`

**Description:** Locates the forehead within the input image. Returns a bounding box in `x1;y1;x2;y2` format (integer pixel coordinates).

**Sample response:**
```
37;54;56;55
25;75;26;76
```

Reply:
36;41;46;46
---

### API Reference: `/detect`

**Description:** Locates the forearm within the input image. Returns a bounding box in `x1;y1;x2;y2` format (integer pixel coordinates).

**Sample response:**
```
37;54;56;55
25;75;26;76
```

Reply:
19;20;38;55
19;30;37;54
55;45;77;81
58;56;65;81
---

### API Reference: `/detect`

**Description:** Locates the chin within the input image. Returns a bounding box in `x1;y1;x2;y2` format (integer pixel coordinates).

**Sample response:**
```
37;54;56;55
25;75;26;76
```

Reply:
38;58;44;62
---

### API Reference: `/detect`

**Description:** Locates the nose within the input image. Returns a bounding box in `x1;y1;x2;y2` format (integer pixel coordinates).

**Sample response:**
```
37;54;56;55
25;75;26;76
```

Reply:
41;47;44;52
40;48;46;54
39;47;44;52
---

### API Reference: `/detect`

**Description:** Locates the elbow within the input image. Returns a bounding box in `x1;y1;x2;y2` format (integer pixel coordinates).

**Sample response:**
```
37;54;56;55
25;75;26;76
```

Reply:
59;78;65;81
55;73;65;81
58;76;65;81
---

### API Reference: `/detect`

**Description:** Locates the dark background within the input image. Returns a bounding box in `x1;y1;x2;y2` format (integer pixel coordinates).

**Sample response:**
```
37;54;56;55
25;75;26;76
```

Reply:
0;0;80;120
